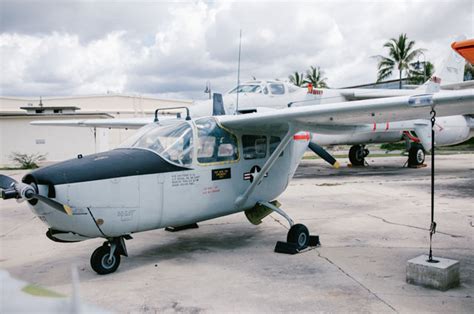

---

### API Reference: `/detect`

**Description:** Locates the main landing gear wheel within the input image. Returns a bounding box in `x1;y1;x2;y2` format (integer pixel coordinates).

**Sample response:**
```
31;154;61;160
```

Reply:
90;244;121;275
349;144;369;166
287;224;310;250
408;142;425;167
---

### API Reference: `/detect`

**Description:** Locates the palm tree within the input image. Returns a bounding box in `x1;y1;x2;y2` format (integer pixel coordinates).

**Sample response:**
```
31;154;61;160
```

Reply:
304;66;328;88
288;71;305;87
464;62;474;80
375;33;424;89
408;61;434;84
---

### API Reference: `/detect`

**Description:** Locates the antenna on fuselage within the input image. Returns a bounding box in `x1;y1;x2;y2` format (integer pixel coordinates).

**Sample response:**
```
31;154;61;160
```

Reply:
235;29;242;115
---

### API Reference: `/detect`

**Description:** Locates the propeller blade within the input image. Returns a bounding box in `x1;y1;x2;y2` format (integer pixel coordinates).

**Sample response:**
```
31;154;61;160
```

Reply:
0;174;17;189
308;142;340;168
32;193;73;216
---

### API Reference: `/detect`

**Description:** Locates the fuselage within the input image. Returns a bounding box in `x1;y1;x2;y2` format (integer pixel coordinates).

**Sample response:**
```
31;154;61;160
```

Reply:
23;117;309;242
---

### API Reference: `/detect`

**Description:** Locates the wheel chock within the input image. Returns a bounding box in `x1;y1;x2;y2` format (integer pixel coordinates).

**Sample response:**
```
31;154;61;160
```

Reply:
274;235;321;254
308;235;321;247
274;241;299;254
165;223;199;232
408;163;427;169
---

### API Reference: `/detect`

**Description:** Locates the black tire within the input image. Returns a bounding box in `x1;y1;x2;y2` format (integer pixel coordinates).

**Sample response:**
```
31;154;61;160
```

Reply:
90;245;121;275
349;145;366;166
408;143;425;167
287;224;310;250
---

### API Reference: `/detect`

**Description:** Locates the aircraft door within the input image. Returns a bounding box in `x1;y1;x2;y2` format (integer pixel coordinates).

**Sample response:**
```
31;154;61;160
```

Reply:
137;174;164;232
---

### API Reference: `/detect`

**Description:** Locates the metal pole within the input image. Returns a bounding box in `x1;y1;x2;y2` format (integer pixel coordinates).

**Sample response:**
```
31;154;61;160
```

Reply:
428;109;438;263
236;29;242;114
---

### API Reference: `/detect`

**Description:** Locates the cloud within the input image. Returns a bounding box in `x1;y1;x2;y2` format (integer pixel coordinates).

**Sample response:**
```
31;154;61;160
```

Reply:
0;0;472;99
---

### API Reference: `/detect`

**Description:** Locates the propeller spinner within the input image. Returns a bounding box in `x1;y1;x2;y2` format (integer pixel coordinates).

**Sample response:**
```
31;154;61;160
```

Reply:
0;174;72;215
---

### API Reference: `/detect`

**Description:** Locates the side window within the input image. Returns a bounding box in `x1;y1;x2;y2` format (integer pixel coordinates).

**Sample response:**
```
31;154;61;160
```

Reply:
269;83;285;95
270;136;283;157
196;118;239;164
242;135;267;160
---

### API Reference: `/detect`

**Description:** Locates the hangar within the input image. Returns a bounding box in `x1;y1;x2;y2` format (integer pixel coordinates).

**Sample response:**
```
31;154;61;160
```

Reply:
0;94;191;167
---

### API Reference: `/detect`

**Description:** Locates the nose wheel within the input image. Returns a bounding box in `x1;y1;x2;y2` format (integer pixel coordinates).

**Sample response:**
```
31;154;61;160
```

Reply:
90;236;129;275
90;244;121;275
349;144;369;166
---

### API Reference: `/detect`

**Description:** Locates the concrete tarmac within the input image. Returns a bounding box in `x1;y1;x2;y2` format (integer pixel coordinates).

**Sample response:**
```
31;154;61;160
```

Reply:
1;154;473;313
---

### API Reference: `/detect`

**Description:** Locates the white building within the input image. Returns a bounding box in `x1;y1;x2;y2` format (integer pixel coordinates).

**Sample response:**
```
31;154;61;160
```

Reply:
0;94;192;167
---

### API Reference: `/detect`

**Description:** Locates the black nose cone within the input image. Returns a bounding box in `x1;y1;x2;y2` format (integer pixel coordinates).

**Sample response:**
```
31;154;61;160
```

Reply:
25;149;189;185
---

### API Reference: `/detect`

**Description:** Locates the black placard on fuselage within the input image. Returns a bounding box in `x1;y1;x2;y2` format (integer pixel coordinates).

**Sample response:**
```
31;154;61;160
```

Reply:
212;168;231;181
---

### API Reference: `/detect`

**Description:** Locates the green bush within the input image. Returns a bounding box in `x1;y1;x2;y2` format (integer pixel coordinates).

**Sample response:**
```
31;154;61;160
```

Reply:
380;142;406;151
10;152;47;169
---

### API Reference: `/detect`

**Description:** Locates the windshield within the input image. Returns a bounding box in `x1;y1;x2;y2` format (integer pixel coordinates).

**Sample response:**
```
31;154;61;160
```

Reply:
228;84;262;94
119;122;193;166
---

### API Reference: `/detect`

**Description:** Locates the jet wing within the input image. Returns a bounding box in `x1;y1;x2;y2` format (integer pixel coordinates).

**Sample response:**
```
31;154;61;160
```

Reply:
340;88;412;100
31;117;155;129
218;90;473;134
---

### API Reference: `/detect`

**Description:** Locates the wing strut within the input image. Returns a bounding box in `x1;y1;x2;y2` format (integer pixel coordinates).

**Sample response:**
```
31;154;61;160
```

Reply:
235;125;295;208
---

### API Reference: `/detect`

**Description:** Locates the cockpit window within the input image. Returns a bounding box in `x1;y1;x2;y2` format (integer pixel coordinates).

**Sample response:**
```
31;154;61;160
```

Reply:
195;117;239;164
119;122;193;166
269;83;285;95
229;84;262;94
242;135;267;160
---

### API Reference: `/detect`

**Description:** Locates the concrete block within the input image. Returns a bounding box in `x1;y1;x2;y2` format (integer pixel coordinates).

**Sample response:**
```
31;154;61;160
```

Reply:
406;255;460;291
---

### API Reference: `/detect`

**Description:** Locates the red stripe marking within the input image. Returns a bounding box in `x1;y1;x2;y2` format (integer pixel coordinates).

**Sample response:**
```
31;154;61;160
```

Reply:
404;131;420;143
293;132;310;141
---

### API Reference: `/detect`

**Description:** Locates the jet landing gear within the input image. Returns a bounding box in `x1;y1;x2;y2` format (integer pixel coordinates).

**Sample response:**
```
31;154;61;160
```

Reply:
90;236;130;275
259;201;320;254
407;142;426;168
349;144;369;166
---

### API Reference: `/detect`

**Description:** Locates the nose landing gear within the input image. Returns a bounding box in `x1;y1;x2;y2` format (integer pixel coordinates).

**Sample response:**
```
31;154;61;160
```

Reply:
349;144;369;166
90;236;130;275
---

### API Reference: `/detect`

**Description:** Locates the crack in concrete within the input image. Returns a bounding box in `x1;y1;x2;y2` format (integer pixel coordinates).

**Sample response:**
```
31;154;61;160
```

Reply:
367;214;464;238
268;214;290;230
315;248;398;313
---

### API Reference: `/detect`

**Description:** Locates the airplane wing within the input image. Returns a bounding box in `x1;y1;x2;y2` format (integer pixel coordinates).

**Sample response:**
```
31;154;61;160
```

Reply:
218;90;473;134
31;117;155;129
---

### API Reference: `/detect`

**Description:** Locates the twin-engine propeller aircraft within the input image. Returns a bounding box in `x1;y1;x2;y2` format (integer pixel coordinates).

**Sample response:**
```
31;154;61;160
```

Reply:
2;90;473;274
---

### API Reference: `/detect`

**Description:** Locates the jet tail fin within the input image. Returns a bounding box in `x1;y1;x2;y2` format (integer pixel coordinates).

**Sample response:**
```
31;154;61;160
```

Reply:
416;37;466;91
